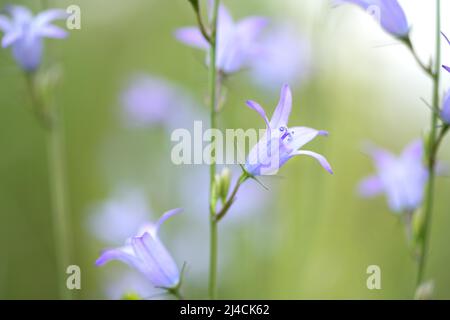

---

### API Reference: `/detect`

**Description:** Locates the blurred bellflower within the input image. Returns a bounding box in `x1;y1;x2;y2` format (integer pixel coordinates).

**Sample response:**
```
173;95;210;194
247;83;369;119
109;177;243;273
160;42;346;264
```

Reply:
336;0;409;37
96;208;182;290
245;84;333;176
175;4;267;74
358;140;428;213
0;5;68;72
443;33;450;73
250;25;311;90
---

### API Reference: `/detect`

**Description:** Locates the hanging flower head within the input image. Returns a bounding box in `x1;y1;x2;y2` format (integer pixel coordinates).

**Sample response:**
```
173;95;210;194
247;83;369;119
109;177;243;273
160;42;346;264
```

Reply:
96;208;182;290
337;0;409;37
358;140;428;213
0;5;68;72
244;84;333;176
175;4;267;74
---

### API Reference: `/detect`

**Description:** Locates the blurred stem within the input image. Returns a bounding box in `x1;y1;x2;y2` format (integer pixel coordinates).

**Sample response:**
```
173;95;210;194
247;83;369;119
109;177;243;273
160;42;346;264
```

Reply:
26;73;71;300
208;0;220;300
416;0;442;292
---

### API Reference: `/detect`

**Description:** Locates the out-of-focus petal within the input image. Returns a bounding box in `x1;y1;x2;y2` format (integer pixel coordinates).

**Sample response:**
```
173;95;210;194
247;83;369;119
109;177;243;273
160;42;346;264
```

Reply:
246;100;270;128
0;15;12;32
270;84;292;128
36;25;68;39
174;27;209;49
236;17;268;41
293;150;333;174
358;175;384;197
1;29;21;47
6;5;32;25
33;9;68;27
444;65;450;73
12;37;43;71
401;139;423;161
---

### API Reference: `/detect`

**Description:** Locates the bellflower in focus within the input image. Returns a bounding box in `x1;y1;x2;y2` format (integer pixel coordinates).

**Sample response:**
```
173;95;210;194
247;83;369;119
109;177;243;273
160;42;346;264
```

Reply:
443;33;450;73
245;84;333;176
250;25;311;89
358;140;428;213
175;5;267;74
96;208;182;289
337;0;409;37
0;5;68;72
442;91;450;124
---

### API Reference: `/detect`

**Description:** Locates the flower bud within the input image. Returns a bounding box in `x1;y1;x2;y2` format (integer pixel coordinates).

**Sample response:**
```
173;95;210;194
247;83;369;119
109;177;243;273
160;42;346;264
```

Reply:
220;167;231;203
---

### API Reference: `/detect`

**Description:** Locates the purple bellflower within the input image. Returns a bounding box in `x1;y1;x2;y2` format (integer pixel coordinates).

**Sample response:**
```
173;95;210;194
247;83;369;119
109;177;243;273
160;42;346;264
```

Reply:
358;140;428;213
96;208;182;289
442;91;450;124
0;5;68;72
175;4;267;74
245;84;333;176
443;33;450;73
337;0;409;37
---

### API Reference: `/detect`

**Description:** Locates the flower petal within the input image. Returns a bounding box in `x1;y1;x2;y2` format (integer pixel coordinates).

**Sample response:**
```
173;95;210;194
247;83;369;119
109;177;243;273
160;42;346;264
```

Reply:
358;175;384;197
96;245;140;268
0;15;12;32
401;139;423;161
33;9;68;27
132;233;179;288
292;150;333;174
246;100;270;128
287;127;328;151
442;32;450;46
270;84;292;128
236;17;268;42
1;29;22;47
174;27;209;49
444;65;450;73
154;208;183;235
6;5;32;25
36;25;68;39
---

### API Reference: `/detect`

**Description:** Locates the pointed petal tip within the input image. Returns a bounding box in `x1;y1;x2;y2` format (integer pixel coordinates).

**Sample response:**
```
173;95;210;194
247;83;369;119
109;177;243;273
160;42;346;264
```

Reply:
319;130;329;137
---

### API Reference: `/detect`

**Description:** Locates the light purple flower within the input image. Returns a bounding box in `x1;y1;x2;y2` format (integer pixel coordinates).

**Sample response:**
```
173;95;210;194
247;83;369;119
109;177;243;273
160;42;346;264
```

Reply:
245;84;333;176
0;5;68;71
96;208;182;289
120;74;206;130
442;91;450;124
175;4;267;74
250;25;311;89
443;33;450;73
358;140;428;213
337;0;409;37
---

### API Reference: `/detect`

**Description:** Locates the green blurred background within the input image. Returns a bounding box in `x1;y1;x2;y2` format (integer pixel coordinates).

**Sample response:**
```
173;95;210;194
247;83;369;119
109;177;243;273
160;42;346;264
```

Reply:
0;0;450;299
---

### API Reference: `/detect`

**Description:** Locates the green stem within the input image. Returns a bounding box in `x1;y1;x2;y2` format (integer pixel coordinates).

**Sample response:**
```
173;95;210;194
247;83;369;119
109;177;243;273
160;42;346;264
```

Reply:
26;73;71;300
416;0;441;291
216;173;249;222
47;111;72;300
208;0;220;300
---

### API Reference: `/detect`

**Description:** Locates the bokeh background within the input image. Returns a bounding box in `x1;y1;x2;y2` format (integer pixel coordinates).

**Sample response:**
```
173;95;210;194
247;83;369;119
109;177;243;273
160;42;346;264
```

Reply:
0;0;450;299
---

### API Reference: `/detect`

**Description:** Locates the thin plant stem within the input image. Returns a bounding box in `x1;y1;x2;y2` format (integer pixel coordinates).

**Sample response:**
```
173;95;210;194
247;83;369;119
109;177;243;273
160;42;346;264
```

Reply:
26;73;71;300
47;109;72;300
416;0;441;291
216;173;249;222
208;0;220;300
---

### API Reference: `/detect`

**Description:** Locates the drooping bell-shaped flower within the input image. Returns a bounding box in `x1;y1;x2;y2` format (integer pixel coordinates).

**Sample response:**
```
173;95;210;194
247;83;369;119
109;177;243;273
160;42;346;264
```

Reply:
337;0;409;37
443;33;450;73
0;5;68;72
358;140;428;213
244;84;333;176
175;4;267;74
96;208;182;289
441;91;450;124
